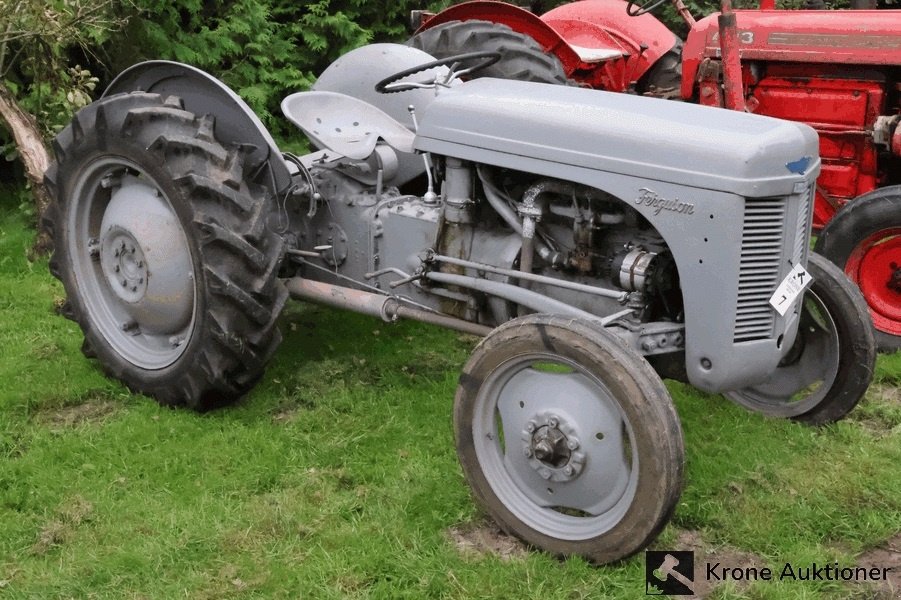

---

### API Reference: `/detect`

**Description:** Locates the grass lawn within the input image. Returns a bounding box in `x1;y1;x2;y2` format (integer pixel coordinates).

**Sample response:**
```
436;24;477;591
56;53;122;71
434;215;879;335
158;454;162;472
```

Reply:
1;197;899;599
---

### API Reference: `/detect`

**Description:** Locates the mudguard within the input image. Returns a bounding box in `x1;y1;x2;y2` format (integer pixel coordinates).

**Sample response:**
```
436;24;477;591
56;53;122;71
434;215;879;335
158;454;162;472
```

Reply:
416;1;583;74
104;61;292;195
418;0;678;85
541;0;678;82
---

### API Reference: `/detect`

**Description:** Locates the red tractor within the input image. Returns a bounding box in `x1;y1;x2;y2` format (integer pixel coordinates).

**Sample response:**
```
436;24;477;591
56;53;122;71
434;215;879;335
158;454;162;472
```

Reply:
410;0;901;351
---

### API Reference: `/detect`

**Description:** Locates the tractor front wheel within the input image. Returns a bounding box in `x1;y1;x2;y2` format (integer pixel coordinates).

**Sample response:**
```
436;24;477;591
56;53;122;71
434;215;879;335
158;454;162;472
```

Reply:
724;253;876;425
43;93;287;409
815;186;901;353
454;314;684;564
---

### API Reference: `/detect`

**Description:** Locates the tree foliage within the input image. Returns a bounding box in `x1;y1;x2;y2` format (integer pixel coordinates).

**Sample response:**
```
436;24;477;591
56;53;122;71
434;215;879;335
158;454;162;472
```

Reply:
0;0;128;235
1;0;897;227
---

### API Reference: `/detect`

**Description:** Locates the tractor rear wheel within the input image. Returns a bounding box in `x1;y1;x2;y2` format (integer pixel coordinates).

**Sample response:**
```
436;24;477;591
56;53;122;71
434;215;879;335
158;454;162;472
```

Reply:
43;92;287;409
408;20;570;85
454;314;684;564
814;186;901;353
724;253;876;425
638;38;683;99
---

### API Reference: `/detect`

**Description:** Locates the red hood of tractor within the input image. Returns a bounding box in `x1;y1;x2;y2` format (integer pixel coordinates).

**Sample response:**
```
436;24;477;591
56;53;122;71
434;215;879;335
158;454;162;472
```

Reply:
683;10;901;99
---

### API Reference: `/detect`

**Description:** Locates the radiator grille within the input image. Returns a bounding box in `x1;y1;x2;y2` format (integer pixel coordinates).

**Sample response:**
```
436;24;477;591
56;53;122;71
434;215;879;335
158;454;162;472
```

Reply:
792;185;813;266
734;199;786;342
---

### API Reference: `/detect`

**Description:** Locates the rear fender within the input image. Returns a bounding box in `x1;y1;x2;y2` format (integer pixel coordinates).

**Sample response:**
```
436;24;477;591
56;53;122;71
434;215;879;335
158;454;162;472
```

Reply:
104;61;292;195
541;0;679;84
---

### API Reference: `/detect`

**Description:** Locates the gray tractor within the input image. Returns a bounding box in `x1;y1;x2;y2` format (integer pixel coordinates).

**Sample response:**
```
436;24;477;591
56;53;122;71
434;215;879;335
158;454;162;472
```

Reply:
44;43;875;564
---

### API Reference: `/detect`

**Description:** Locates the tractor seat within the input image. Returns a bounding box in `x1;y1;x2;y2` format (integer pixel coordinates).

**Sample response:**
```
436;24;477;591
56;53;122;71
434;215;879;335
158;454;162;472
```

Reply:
281;91;416;160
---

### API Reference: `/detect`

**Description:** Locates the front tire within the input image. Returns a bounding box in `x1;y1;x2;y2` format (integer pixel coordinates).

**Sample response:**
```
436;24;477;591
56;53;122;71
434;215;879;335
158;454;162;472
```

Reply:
454;314;684;564
725;253;876;425
43;93;287;409
814;186;901;353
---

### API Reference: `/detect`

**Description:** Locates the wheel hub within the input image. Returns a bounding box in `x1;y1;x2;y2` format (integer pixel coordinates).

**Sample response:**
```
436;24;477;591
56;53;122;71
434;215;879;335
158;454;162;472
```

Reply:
101;232;148;303
98;176;194;336
522;413;585;482
851;230;901;330
889;262;901;294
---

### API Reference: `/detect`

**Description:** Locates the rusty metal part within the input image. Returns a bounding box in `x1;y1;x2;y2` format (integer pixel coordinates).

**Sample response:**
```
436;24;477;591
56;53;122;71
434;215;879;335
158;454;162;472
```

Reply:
717;0;746;112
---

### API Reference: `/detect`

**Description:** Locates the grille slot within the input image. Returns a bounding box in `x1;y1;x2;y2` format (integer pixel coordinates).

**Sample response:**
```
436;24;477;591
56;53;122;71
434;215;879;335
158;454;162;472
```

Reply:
793;185;813;266
734;199;786;342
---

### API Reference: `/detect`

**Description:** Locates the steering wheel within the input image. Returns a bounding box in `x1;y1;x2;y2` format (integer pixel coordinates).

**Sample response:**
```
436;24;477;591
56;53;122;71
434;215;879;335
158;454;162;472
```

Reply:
375;50;501;94
626;0;669;17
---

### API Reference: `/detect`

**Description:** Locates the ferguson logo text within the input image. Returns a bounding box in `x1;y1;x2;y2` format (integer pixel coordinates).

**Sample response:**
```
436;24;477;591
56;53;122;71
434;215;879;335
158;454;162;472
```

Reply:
636;188;695;216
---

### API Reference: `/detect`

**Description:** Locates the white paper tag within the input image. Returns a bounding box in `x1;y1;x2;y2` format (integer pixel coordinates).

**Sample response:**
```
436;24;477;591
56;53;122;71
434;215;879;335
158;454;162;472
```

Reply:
769;263;814;316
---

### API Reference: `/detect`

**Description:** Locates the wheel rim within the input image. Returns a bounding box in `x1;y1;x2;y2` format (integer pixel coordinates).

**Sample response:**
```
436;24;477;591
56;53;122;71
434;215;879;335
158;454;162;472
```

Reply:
725;290;840;417
472;353;638;541
845;228;901;336
68;157;196;369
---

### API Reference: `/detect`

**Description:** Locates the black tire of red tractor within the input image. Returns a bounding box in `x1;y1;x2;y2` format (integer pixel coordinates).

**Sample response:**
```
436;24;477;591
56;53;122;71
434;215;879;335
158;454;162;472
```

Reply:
814;186;901;353
454;314;684;564
43;92;288;409
408;20;571;85
638;37;683;98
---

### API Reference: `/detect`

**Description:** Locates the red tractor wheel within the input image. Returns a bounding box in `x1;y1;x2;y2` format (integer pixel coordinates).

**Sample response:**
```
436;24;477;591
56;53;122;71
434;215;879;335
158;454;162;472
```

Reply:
815;186;901;353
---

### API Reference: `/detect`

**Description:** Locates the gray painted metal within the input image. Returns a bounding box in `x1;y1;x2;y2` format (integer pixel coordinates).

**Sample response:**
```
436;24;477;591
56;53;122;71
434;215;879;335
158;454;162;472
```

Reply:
68;159;196;369
408;82;818;392
285;277;491;336
425;271;608;323
104;61;292;194
472;351;638;537
282;91;416;159
416;78;819;198
312;44;451;186
430;253;627;301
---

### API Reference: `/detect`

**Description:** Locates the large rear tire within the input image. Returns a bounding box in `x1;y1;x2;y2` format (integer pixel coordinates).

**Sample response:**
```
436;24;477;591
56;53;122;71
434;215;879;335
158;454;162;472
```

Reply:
454;314;684;564
43;93;287;409
638;38;683;99
814;186;901;353
408;20;570;85
724;253;876;425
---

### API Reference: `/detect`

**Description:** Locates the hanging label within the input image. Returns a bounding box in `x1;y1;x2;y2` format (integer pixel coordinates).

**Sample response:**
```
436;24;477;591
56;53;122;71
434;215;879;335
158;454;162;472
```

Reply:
769;263;813;316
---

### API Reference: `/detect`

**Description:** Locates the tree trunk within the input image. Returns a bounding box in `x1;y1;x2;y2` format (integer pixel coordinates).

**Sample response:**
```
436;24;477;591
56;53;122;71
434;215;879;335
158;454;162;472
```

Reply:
0;81;53;252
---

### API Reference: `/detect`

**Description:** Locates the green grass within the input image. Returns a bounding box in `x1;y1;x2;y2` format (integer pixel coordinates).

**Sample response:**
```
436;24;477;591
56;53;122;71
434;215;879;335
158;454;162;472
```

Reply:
1;200;899;599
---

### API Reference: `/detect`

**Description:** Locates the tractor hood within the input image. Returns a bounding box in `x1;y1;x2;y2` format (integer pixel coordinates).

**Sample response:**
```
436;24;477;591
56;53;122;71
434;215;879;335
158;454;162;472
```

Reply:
415;79;819;198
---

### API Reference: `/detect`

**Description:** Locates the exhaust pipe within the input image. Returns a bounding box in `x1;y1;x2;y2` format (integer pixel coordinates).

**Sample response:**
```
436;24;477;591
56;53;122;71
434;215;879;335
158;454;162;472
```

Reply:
285;278;491;337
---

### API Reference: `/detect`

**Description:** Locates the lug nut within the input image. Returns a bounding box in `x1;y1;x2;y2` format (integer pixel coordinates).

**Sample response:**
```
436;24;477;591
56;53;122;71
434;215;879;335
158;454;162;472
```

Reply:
563;466;574;476
567;439;579;450
525;422;536;433
548;416;558;428
523;447;532;458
